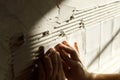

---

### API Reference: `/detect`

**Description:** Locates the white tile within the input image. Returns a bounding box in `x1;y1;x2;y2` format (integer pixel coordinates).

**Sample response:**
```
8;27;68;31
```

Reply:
85;23;101;70
112;15;120;56
100;19;113;68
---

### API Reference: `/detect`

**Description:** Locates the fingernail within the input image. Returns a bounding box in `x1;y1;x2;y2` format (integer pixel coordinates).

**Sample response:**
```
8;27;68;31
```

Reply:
58;43;63;47
74;42;77;45
49;48;54;52
49;48;55;57
62;41;67;44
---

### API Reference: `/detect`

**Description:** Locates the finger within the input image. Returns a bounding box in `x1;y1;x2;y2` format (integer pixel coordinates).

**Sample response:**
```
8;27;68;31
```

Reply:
62;41;71;47
57;43;75;53
43;56;53;80
56;52;62;73
74;42;79;52
56;52;66;80
55;44;60;52
56;46;70;63
57;43;80;61
62;61;71;80
49;48;58;79
55;45;73;66
56;43;74;54
55;45;70;57
37;46;44;58
74;42;83;63
55;46;69;80
56;52;64;80
61;49;73;66
38;60;46;80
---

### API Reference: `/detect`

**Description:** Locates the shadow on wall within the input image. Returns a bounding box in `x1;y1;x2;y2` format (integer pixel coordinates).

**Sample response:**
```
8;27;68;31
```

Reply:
0;0;64;32
0;0;64;80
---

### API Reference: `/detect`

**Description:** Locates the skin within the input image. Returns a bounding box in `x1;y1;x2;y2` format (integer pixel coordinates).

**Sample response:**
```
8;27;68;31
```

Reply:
37;46;66;80
90;73;120;80
15;46;66;80
55;41;120;80
55;41;89;80
16;41;120;80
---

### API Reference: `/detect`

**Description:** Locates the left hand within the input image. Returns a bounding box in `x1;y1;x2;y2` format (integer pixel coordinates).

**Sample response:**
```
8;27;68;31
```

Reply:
37;46;66;80
49;48;66;80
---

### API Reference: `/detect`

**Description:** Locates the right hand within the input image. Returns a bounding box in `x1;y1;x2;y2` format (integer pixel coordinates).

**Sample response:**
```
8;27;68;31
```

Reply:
55;41;90;80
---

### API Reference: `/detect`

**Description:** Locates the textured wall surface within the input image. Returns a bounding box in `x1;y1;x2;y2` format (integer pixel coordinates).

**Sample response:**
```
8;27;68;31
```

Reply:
0;0;120;80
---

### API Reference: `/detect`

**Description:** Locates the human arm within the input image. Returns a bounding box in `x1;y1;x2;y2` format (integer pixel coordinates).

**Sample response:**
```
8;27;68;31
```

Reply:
89;73;120;80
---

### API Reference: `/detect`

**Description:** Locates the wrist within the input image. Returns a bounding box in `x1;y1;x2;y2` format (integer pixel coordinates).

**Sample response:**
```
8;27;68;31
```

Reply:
86;72;94;80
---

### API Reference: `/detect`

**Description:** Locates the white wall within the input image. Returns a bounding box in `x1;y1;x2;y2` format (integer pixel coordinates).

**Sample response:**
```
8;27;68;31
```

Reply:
0;0;120;80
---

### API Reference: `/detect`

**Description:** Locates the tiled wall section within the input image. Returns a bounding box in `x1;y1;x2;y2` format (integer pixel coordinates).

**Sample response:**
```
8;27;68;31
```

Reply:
86;17;120;73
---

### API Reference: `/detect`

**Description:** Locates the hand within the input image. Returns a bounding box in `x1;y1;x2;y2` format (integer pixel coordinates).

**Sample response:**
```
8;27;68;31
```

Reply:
55;41;90;80
37;46;66;80
49;48;66;80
